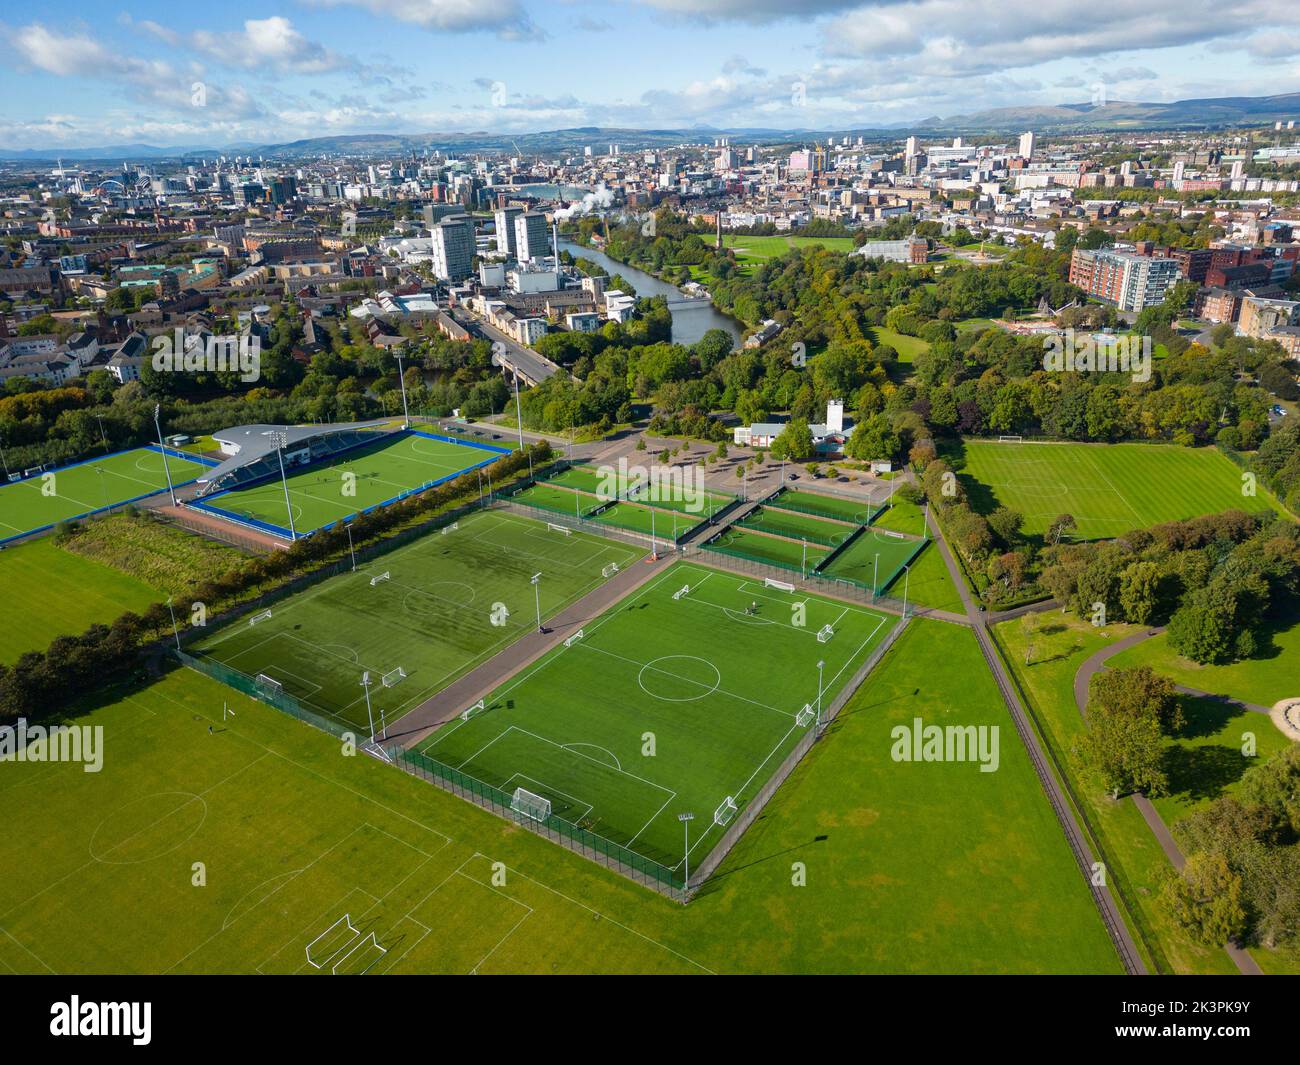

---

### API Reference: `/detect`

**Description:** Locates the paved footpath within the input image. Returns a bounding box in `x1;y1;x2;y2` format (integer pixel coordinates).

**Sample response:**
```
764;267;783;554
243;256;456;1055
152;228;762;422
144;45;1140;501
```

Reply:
1072;628;1264;976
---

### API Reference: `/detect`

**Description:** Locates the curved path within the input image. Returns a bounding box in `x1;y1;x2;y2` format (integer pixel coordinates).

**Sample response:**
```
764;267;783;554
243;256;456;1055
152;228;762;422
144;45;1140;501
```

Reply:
1073;628;1264;976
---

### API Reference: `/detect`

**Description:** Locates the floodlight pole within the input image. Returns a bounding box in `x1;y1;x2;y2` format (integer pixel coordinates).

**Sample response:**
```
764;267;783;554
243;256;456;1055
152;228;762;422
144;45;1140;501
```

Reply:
902;562;911;618
874;552;880;597
346;523;356;571
816;659;825;729
94;466;107;509
651;507;658;560
165;598;182;652
95;413;109;452
361;671;376;745
531;572;543;633
801;538;807;573
271;430;298;541
394;351;411;429
153;404;177;505
512;371;525;449
678;811;695;890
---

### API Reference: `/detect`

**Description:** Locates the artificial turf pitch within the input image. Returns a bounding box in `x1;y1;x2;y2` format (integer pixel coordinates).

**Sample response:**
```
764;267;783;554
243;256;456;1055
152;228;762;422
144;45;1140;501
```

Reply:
959;440;1283;540
739;505;856;546
705;526;829;571
419;561;892;872
767;487;877;524
190;509;643;732
0;446;211;541
821;528;929;594
193;432;504;537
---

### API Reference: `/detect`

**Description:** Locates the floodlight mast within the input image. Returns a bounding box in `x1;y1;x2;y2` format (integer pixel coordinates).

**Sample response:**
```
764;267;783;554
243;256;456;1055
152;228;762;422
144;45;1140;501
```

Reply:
153;404;177;505
361;670;376;744
531;572;542;632
270;430;298;541
394;351;411;429
678;812;695;889
816;659;825;729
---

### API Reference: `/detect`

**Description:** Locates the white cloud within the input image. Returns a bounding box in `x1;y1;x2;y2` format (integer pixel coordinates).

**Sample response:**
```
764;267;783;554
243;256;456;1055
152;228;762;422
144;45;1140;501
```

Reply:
309;0;545;40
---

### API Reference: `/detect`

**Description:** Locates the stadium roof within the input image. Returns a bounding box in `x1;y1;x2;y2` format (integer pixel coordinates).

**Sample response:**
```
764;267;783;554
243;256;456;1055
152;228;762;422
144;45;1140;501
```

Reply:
200;420;393;484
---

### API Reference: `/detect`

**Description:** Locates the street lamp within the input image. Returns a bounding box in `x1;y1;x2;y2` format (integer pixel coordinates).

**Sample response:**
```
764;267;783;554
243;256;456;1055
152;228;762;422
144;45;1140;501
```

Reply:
152;404;177;505
269;430;298;541
678;812;695;889
531;572;543;633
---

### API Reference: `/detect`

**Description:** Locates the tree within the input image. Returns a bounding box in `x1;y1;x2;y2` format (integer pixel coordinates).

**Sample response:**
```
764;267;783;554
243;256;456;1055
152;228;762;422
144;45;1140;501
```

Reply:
770;419;814;461
1159;853;1248;947
1167;585;1238;664
1090;666;1182;735
987;506;1023;548
1047;513;1077;545
1119;561;1161;624
1080;699;1168;798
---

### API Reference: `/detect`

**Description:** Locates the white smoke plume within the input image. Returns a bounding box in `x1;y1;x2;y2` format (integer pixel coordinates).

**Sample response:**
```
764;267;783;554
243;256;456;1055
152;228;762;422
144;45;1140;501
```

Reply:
552;183;614;221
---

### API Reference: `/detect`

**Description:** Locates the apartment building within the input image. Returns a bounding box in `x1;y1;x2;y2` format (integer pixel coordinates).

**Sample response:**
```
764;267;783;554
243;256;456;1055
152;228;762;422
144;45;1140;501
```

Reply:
1069;247;1179;311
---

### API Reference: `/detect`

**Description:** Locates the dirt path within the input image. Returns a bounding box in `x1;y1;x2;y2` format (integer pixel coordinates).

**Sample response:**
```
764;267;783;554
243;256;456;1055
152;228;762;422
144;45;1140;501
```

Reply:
1072;628;1264;976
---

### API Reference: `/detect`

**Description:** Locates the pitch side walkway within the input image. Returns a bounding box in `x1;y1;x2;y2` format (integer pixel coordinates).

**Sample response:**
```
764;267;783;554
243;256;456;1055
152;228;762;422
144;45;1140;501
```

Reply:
1073;629;1264;976
925;507;1148;975
383;547;675;748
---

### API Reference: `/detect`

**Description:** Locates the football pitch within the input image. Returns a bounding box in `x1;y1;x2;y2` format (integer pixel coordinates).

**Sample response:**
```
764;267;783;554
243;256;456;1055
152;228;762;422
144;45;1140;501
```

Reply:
959;440;1283;540
821;528;930;595
0;446;213;542
191;431;507;538
418;561;893;872
190;509;643;732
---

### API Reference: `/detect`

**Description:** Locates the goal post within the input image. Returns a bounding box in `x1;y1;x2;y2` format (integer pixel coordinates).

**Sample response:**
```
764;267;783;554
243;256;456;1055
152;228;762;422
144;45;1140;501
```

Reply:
817;624;834;643
672;583;691;600
546;522;572;536
460;699;486;721
996;435;1024;444
255;673;283;696
440;521;459;535
764;577;796;593
380;666;406;687
248;609;272;626
796;704;815;727
511;786;552;822
369;571;390;586
601;562;620;578
713;796;739;827
563;628;585;648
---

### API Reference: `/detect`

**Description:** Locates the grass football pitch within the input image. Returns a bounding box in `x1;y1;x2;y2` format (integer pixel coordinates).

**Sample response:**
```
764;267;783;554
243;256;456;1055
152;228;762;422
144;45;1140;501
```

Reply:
194;432;505;537
959;440;1284;540
418;561;892;872
0;446;211;541
191;509;643;731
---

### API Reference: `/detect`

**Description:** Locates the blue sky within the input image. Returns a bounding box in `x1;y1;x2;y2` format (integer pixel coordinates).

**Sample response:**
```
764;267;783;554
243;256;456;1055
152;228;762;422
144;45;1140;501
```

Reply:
2;1;1298;149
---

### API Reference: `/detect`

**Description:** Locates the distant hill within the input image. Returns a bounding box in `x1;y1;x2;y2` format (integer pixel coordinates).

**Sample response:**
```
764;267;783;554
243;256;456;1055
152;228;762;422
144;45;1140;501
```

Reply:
3;91;1298;161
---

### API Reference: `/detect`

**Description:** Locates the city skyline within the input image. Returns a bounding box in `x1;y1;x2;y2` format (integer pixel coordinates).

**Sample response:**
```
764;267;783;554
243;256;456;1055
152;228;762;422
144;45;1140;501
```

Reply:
4;0;1300;151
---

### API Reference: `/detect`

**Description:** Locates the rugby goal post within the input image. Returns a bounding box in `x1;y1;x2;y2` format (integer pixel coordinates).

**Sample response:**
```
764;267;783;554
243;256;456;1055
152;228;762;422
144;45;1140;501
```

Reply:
796;704;816;727
248;609;272;626
380;666;406;687
601;562;620;578
764;577;796;593
460;699;486;721
546;522;572;536
817;624;834;643
369;571;390;586
511;786;552;822
713;796;739;827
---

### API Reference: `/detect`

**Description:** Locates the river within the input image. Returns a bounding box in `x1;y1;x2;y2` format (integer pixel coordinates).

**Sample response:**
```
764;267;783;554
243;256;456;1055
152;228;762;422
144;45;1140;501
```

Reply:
557;239;743;347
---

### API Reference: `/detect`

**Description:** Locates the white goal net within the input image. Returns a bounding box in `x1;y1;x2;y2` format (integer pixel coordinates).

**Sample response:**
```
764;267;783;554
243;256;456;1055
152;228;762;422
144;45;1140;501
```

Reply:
440;522;458;535
511;787;552;822
796;704;815;727
369;571;390;586
713;796;739;827
381;666;406;687
601;562;620;578
248;610;272;626
764;577;795;593
546;522;572;536
817;624;834;643
255;673;282;695
460;699;486;721
996;435;1024;444
672;584;690;600
563;629;585;648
